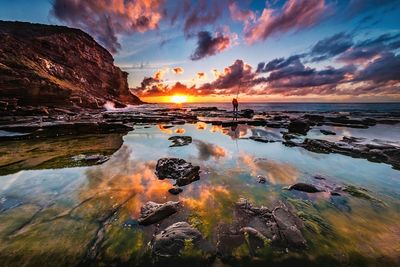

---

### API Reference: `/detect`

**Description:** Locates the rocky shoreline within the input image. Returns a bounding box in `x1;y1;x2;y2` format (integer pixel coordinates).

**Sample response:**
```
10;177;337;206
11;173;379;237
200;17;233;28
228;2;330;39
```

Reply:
1;105;399;170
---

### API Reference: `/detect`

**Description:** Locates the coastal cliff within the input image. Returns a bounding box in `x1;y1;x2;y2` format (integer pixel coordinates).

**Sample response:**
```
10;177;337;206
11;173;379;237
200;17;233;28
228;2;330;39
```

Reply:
0;21;142;113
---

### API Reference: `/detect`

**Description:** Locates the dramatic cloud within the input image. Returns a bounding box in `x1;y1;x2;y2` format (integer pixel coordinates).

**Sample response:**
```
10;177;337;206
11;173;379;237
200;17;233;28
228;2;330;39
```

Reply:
346;0;399;16
200;59;261;94
154;68;169;80
133;28;400;99
181;0;226;36
355;52;400;83
256;55;303;73
309;32;354;62
228;1;255;23
132;80;198;97
172;67;184;74
190;31;235;60
337;33;400;64
51;0;164;53
244;0;327;44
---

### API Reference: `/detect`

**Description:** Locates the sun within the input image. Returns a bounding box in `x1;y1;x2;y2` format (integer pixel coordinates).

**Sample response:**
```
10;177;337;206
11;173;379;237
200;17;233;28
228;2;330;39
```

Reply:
171;95;188;104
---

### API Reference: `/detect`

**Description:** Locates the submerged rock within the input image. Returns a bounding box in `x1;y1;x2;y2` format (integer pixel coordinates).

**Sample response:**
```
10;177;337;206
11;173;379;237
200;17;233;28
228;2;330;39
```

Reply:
257;175;267;184
71;154;109;164
217;198;306;257
168;136;192;147
137;201;180;226
236;198;306;249
343;185;385;205
288;120;310;135
168;187;183;195
249;129;281;143
320;129;336;135
284;183;322;193
155;158;200;186
152;222;202;257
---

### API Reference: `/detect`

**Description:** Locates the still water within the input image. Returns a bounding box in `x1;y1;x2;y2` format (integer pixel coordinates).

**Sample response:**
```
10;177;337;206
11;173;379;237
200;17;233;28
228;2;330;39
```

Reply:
0;122;399;266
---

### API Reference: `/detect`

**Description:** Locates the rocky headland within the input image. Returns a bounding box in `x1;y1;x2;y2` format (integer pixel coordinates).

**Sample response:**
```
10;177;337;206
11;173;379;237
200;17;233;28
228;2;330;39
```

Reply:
0;21;142;115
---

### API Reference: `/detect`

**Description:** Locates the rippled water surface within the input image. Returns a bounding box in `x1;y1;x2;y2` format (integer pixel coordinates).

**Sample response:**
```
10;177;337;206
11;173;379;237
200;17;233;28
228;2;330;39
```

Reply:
0;122;400;266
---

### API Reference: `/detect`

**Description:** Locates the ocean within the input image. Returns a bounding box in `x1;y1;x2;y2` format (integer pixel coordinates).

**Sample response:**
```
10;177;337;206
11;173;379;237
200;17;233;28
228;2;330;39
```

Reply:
137;102;400;113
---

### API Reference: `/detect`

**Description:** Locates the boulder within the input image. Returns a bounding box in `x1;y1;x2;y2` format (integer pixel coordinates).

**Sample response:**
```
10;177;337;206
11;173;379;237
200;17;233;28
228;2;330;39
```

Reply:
288;120;310;135
155;158;200;186
152;222;202;257
137;201;180;226
256;175;267;184
168;188;183;195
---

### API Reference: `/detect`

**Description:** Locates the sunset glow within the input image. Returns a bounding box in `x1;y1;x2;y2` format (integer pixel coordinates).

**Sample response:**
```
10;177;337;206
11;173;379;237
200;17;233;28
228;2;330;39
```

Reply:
171;95;188;104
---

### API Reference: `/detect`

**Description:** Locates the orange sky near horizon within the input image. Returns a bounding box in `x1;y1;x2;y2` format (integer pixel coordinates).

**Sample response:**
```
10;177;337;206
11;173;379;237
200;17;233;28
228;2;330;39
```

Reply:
141;94;400;104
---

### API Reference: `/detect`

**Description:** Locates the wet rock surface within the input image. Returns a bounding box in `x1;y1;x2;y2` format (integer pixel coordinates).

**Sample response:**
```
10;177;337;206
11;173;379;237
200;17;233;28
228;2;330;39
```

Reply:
217;198;306;257
0;133;125;175
155;158;200;186
168;136;192;147
284;183;322;193
284;176;385;205
138;201;180;226
71;154;110;164
152;222;203;257
168;188;183;195
288;120;310;135
320;129;336;135
285;137;400;170
257;175;267;184
249;129;282;143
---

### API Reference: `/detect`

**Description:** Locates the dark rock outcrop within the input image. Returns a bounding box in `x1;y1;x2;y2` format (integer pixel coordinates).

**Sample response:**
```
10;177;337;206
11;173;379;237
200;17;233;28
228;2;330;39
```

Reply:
168;188;183;195
0;21;142;113
288;120;310;135
155;158;200;186
320;129;336;135
285;137;400;170
284;182;322;193
137;201;180;226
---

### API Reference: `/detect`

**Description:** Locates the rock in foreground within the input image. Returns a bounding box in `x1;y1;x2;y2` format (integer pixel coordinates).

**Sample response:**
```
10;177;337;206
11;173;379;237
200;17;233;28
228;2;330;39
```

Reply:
155;158;200;186
217;198;306;257
137;201;180;226
152;222;203;257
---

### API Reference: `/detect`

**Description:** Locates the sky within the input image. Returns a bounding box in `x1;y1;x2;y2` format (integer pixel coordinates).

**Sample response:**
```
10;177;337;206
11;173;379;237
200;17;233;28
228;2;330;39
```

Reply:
1;0;400;103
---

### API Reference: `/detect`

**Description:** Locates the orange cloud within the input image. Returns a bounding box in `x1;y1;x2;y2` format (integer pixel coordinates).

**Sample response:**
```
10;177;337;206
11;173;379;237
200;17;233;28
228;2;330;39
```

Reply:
154;68;169;80
173;67;184;74
197;72;206;79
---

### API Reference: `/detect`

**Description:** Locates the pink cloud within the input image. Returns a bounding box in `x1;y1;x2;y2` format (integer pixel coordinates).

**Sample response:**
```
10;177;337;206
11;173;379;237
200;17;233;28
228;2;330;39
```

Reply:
244;0;327;44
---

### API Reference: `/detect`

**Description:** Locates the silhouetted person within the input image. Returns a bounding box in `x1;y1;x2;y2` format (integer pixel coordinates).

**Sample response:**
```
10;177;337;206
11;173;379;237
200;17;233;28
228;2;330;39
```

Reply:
232;98;238;115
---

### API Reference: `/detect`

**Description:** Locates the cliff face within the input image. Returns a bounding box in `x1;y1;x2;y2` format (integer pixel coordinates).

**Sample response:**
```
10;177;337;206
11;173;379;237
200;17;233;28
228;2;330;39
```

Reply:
0;21;142;111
